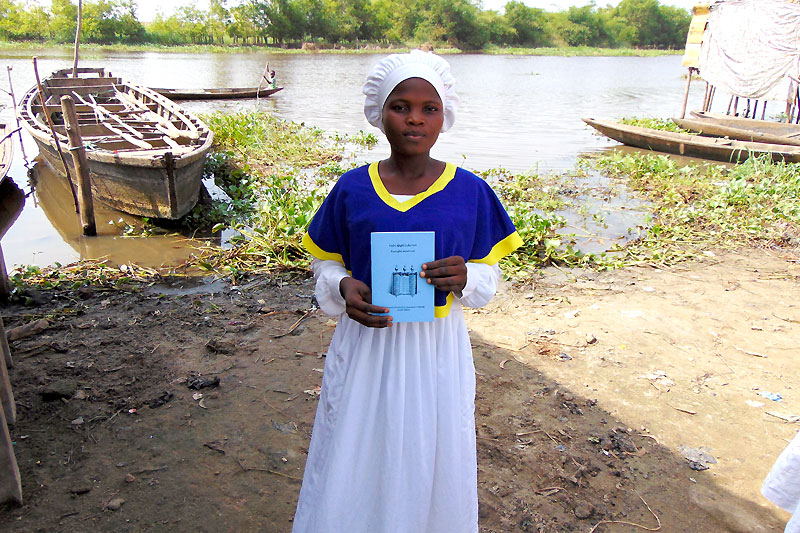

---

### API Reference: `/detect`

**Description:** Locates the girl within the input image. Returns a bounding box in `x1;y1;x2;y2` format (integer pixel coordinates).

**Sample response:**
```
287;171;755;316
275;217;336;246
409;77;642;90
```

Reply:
293;50;523;532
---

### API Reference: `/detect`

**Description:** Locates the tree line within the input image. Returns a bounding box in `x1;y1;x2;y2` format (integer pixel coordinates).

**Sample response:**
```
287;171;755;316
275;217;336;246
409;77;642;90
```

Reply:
0;0;691;50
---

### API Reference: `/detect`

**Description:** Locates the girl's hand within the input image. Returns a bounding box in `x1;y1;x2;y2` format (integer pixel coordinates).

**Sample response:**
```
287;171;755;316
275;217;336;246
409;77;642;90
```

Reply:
420;256;467;295
339;277;393;328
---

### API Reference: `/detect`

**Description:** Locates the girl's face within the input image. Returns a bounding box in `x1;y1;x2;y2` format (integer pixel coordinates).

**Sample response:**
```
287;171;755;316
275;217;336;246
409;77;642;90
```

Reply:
381;78;444;157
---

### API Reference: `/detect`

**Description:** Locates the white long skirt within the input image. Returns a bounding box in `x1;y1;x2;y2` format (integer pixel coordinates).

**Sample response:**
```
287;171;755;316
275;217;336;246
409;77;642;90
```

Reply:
763;431;800;533
292;303;478;533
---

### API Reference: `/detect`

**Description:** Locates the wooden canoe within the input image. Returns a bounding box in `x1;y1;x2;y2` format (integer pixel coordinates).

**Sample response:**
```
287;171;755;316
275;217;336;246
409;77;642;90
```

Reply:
583;117;800;164
18;67;214;219
672;111;800;146
149;86;283;100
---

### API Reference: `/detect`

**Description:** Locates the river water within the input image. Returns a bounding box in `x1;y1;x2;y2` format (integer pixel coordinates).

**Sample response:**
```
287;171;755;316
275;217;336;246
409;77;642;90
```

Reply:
0;49;709;270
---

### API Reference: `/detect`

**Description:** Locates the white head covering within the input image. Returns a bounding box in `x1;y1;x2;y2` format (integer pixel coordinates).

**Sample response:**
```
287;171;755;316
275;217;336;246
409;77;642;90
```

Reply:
362;50;459;133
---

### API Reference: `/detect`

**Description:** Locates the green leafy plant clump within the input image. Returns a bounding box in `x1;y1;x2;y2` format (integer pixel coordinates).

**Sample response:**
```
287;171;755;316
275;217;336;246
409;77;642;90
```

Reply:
619;117;693;133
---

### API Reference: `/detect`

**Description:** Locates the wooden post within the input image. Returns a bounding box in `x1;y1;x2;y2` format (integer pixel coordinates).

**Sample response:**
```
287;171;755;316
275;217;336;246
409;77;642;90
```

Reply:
0;316;14;423
0;401;22;505
0;315;22;505
680;67;694;119
72;0;82;78
60;96;96;236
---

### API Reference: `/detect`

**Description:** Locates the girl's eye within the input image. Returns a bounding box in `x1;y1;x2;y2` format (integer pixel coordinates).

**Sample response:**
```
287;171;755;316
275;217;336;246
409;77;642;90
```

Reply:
425;106;440;113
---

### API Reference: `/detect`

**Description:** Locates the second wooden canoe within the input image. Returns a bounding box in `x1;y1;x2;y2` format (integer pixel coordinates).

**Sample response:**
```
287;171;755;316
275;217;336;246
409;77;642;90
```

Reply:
150;86;283;100
672;111;800;146
583;117;800;163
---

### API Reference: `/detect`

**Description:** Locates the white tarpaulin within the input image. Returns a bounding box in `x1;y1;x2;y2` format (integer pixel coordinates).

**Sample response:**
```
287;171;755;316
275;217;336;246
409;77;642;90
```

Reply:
699;0;800;101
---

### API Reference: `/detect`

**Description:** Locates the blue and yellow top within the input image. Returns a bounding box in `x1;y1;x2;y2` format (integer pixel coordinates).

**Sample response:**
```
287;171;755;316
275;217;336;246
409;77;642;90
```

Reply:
302;162;523;318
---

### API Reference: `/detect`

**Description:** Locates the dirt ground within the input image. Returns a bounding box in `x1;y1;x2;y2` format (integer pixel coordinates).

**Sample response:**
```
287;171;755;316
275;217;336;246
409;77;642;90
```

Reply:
0;244;797;532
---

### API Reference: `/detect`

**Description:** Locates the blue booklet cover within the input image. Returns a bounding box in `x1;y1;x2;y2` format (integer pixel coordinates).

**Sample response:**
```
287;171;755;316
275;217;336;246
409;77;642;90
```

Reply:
370;231;435;323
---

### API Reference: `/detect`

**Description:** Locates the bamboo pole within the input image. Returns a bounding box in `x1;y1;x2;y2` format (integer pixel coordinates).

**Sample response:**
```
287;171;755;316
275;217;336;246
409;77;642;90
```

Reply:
32;58;80;213
680;67;694;119
60;96;96;236
72;0;82;77
5;67;28;162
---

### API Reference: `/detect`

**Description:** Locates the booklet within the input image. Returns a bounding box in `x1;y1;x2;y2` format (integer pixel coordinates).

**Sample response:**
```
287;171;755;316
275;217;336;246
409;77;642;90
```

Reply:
370;231;435;322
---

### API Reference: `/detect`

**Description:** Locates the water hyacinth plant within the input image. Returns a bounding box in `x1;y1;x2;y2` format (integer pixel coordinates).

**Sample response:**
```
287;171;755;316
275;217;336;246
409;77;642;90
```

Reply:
189;112;377;281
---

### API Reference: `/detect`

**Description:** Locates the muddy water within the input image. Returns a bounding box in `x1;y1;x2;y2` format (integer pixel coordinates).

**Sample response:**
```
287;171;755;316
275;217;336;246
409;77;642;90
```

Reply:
0;50;710;270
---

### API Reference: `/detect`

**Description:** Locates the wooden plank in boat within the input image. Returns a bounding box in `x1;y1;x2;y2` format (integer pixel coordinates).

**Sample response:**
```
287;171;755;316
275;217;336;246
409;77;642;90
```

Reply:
38;102;159;115
45;77;122;88
45;85;118;97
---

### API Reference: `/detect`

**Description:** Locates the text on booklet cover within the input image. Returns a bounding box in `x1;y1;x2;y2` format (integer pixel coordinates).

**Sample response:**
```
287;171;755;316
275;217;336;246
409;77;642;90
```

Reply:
370;231;435;322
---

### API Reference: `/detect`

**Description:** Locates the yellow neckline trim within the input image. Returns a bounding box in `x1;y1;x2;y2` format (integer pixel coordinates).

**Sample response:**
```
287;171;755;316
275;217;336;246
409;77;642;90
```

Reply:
369;162;456;213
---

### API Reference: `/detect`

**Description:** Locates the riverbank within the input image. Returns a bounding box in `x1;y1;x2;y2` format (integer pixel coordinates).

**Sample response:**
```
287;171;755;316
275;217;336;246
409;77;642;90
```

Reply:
0;243;796;531
0;40;681;57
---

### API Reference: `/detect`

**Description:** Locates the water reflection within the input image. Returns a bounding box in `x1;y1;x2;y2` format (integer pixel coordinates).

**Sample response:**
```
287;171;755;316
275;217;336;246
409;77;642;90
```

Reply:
29;158;218;268
0;50;711;269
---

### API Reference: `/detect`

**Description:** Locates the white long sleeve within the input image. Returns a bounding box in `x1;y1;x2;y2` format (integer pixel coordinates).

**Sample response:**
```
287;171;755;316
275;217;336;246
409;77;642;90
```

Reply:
310;259;501;316
460;262;501;308
311;259;348;316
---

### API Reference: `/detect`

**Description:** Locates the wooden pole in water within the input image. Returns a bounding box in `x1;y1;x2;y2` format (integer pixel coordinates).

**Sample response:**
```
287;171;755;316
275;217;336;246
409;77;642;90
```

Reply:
60;95;96;236
72;0;82;77
32;58;81;215
680;68;694;119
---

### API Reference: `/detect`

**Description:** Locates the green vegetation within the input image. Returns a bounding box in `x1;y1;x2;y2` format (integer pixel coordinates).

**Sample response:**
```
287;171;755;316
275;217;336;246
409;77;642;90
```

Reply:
11;261;159;291
182;112;373;282
579;151;800;267
12;112;799;290
0;0;691;51
620;117;694;133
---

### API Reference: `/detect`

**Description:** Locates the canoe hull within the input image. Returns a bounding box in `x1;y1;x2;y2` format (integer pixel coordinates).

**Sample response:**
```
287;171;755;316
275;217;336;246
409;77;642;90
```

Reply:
583;117;800;163
150;87;283;100
31;135;204;219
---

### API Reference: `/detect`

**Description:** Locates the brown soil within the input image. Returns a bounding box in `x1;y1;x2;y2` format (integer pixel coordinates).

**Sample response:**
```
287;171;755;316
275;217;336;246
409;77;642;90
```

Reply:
0;245;797;532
